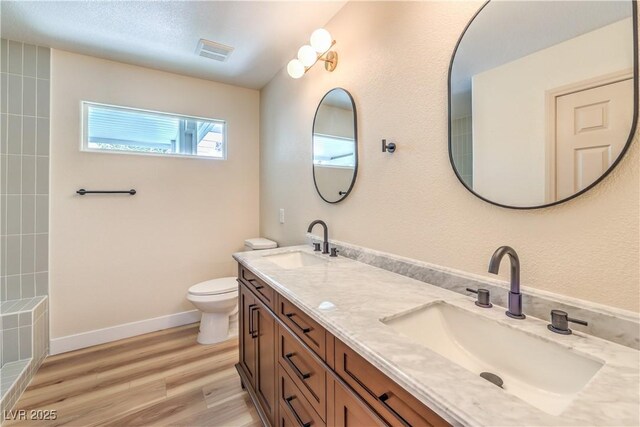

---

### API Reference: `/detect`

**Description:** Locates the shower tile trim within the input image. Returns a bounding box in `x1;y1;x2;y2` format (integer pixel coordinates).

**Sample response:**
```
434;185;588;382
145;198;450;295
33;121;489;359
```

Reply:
0;296;48;413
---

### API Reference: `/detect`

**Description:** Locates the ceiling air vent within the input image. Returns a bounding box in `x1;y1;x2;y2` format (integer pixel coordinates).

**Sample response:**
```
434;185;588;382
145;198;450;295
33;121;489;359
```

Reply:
196;39;234;62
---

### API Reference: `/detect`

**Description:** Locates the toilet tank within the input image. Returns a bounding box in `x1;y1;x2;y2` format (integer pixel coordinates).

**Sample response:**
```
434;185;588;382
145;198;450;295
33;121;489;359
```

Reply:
244;238;278;251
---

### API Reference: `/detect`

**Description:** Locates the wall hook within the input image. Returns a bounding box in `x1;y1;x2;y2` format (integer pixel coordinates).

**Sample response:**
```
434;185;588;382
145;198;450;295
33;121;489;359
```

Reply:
382;139;396;153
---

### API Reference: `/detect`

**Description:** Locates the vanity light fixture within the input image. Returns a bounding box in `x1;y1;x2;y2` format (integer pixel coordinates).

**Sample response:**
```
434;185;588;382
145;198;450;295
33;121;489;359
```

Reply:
287;28;338;79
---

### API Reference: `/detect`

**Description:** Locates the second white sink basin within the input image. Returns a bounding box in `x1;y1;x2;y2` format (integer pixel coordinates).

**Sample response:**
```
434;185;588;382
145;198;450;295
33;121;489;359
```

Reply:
381;301;603;415
263;251;328;269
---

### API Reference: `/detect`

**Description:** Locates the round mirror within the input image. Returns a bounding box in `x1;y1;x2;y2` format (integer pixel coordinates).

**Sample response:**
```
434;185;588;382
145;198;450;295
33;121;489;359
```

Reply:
449;1;638;209
312;88;358;203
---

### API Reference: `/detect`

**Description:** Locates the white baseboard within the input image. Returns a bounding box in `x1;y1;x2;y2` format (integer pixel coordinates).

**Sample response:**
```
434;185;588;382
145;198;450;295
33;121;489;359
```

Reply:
50;310;203;355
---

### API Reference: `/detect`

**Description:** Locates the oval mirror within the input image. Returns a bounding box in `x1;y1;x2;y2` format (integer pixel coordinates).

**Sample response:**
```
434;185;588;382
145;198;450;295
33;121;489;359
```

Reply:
449;1;638;209
313;88;358;203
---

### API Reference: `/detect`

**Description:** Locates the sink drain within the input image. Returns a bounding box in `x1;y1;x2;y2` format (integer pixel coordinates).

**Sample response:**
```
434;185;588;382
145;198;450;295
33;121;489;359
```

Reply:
480;371;504;389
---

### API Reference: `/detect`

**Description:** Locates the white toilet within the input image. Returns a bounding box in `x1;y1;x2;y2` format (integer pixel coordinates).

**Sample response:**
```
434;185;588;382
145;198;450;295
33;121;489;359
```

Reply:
187;238;277;344
187;277;239;344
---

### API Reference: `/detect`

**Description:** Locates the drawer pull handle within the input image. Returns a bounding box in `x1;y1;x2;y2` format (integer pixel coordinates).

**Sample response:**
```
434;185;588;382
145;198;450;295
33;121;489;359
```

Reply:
284;352;311;380
248;304;257;336
378;393;411;427
285;313;311;333
285;396;312;427
249;305;259;338
248;278;264;290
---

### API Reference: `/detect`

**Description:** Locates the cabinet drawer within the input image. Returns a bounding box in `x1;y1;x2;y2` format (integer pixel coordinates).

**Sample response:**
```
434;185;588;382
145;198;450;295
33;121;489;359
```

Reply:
278;296;326;360
335;339;450;427
278;325;327;421
279;402;301;427
239;265;275;310
279;365;326;427
332;378;387;427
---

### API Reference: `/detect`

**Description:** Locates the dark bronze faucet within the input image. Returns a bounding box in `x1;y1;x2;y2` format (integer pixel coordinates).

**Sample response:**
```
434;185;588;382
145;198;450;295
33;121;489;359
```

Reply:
307;220;329;254
488;246;525;319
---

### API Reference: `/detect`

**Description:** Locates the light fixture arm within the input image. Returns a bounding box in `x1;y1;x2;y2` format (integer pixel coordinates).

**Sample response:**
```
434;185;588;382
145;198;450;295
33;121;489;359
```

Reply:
304;40;338;74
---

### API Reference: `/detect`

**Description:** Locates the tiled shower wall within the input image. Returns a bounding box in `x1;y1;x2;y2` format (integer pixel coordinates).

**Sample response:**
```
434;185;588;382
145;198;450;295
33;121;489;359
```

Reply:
1;39;50;303
0;38;50;413
451;116;473;187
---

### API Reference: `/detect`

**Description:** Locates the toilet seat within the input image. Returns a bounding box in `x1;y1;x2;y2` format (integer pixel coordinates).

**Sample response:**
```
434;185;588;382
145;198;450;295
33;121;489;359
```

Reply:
188;277;237;296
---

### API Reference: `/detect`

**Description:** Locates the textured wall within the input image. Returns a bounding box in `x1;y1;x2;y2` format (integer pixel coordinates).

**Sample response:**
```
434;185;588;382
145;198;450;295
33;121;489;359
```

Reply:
259;1;639;312
50;51;260;338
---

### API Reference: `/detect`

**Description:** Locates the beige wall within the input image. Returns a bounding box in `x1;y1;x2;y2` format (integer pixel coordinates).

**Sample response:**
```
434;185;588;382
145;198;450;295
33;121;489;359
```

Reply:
50;50;260;338
473;18;633;206
260;2;639;312
313;166;355;202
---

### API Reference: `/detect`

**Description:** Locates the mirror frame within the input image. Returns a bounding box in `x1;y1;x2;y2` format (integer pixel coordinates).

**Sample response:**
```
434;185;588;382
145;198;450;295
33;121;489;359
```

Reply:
447;0;639;210
312;87;358;204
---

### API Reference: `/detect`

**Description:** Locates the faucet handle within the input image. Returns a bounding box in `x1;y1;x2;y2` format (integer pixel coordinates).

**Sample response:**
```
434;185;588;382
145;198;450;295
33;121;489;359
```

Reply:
330;247;339;257
313;242;321;252
466;288;493;308
547;310;588;335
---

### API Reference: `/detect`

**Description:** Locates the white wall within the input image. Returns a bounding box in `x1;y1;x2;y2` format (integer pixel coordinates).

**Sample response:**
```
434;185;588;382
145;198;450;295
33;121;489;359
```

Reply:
50;50;260;339
473;18;633;206
315;104;354;138
260;2;639;312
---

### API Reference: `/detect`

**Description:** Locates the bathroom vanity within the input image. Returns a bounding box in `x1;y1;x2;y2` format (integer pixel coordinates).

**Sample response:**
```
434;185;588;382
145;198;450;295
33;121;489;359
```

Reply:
234;245;640;426
235;262;447;427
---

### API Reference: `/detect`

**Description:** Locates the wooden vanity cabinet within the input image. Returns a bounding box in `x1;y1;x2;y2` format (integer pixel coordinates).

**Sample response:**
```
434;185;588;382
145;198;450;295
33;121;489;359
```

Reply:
239;283;258;386
278;364;326;427
331;377;386;427
277;296;326;360
239;264;276;310
238;279;277;426
255;297;277;424
278;324;327;421
236;264;450;427
334;340;449;427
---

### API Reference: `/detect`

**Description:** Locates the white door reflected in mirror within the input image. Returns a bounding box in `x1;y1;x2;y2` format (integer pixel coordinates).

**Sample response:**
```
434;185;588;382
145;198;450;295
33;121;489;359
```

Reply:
449;0;637;208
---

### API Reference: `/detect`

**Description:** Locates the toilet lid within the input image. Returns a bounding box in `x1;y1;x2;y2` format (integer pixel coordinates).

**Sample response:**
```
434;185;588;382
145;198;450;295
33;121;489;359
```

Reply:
245;238;278;250
188;277;237;296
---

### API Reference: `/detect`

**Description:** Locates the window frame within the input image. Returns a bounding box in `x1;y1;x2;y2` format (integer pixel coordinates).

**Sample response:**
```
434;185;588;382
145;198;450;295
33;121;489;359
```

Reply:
312;132;356;168
80;101;228;160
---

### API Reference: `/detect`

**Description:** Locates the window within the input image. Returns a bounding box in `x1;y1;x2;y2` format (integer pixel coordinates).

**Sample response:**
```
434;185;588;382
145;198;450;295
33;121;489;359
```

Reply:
82;102;226;159
312;134;356;167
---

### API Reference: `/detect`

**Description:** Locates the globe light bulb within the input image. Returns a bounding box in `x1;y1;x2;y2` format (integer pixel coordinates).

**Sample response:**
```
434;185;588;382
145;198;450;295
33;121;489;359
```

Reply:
310;28;332;53
297;45;317;67
287;59;305;79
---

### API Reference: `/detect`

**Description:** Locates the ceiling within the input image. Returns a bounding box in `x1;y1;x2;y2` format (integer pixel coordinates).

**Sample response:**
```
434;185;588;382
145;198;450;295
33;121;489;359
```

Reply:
0;1;346;89
451;1;633;95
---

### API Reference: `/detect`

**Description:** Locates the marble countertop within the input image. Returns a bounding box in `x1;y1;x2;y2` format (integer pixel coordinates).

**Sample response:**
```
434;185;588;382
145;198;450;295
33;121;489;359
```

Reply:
233;245;640;427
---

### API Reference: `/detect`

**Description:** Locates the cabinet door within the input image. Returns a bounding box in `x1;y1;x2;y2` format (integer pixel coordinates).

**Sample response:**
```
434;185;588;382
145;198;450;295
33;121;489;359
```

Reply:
333;379;386;427
239;283;257;386
255;298;277;426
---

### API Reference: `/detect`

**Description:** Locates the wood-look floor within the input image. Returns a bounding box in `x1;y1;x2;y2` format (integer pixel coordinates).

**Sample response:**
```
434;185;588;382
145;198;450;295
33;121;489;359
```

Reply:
5;324;260;427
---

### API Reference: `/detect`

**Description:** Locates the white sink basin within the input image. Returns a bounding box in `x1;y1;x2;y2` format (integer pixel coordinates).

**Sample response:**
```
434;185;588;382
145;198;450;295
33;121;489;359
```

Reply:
381;302;603;415
263;251;328;269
